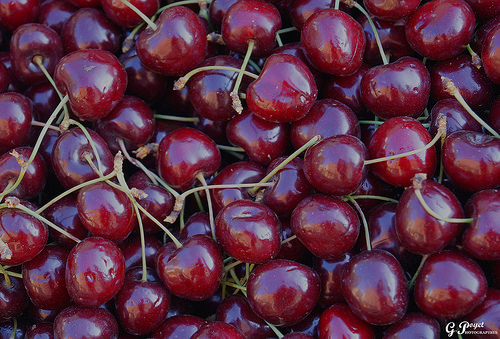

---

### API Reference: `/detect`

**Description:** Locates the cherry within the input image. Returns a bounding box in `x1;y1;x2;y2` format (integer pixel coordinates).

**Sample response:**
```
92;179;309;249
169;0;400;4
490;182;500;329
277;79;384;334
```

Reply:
38;0;77;34
352;172;395;212
0;92;32;155
289;0;334;29
405;0;475;60
395;178;464;254
463;189;500;260
65;237;125;307
491;96;500;133
158;127;221;191
25;322;53;339
247;261;320;327
26;304;59;323
25;82;59;122
102;0;158;27
221;0;282;57
53;306;119;339
0;275;29;321
291;99;360;149
179;212;212;240
9;23;63;85
194;117;229;145
360;56;430;119
368;116;437;187
0;208;48;266
363;0;419;21
283;333;314;339
136;6;207;76
125;265;160;283
120;235;162;269
191;321;246;339
318;303;374;339
22;245;70;310
276;218;309;262
313;252;352;308
215;199;282;263
0;146;47;200
428;99;482;137
288;308;322;338
51;127;114;189
463;289;500;338
54;49;127;121
246;53;317;123
209;0;238;30
0;63;8;93
383;313;440;338
465;0;500;19
482;23;500;84
442;130;500;192
226;109;289;166
151;315;206;339
302;9;365;76
0;0;40;31
156;235;223;301
303;135;367;196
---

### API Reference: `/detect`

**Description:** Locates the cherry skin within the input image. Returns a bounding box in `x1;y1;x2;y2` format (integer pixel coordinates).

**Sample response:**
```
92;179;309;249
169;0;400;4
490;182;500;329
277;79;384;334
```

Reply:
0;276;29;321
442;131;500;192
0;63;8;93
414;251;487;319
194;116;229;145
53;306;119;339
246;53;318;123
209;0;238;30
290;99;360;149
490;96;500;133
360;56;430;119
318;303;375;339
313;252;353;307
289;0;335;29
65;237;125;307
428;99;482;137
465;0;500;19
22;245;70;310
395;179;464;254
221;0;282;57
191;321;246;339
352;172;395;212
463;289;500;338
24;82;59;122
303;134;367;196
0;319;27;338
51;127;115;189
120;235;162;270
276;218;309;262
0;208;48;266
25;322;53;339
156;235;223;301
54;49;127;121
363;0;419;21
180;212;212;240
0;0;40;31
405;0;475;61
102;0;158;27
215;199;282;263
247;259;320;326
0;92;32;155
368;117;437;187
382;313;440;339
463;189;500;260
226;109;289;166
302;9;365;76
151;315;206;339
38;0;77;34
482;23;500;84
157;127;221;191
136;6;207;76
10;23;63;85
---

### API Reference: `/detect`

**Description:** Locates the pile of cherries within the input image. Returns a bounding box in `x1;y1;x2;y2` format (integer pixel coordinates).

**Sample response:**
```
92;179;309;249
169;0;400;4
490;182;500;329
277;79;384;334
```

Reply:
0;0;500;337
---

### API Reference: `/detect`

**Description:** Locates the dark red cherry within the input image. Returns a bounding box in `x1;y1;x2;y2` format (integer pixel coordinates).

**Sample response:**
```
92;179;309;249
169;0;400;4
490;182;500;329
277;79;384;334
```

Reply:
215;199;281;263
226;109;289;166
247;259;320;326
191;321;246;339
102;0;158;27
179;212;212;240
221;0;281;57
25;82;59;122
368;117;437;187
482;23;500;84
395;179;464;254
405;0;475;60
0;92;32;154
442;131;500;192
151;315;206;339
156;235;223;301
291;99;360;149
463;189;500;260
0;147;46;200
0;63;8;93
318;304;374;339
491;96;500;133
194;116;229;145
352;172;395;212
0;0;40;31
54;306;119;339
25;322;53;339
363;0;419;20
428;99;482;137
414;251;487;319
26;304;59;323
302;9;365;76
342;250;408;326
94;95;155;153
120;235;162;270
54;49;127;121
65;237;125;307
22;245;70;310
125;266;160;283
10;23;63;85
0;275;29;321
51;127;114;189
115;279;170;335
77;182;136;242
292;194;360;259
0;319;27;338
136;6;207;76
0;208;48;266
383;313;440;339
313;252;352;308
65;0;100;8
247;53;317;123
38;0;77;34
465;0;500;19
61;8;121;53
289;0;333;29
463;289;500;338
209;0;238;29
304;135;367;196
360;56;430;119
157;127;221;191
283;333;313;339
276;218;309;262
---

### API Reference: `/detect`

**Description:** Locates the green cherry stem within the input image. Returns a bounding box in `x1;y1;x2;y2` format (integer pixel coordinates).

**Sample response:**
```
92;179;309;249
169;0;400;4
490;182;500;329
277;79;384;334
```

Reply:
345;195;398;204
154;114;200;122
196;173;216;240
120;0;157;30
118;138;159;186
174;66;259;90
231;39;255;114
346;196;371;251
0;264;11;287
408;254;428;288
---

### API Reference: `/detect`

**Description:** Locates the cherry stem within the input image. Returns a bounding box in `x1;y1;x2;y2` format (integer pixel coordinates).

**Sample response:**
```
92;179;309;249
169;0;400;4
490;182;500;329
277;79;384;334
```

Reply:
0;264;11;287
156;0;212;16
196;173;216;240
281;234;297;244
31;120;62;132
466;44;481;69
2;270;21;279
346;196;371;251
221;280;247;292
118;138;159;186
134;143;158;159
249;135;321;195
445;79;500;137
224;260;243;272
122;23;144;53
231;39;255;114
154;114;200;122
247;58;262;73
349;1;388;65
69;119;105;173
276;27;298;46
194;191;205;212
217;145;245;153
9;318;16;339
174;65;258;90
0;95;69;202
408;254;428;288
346;194;398;203
334;0;340;9
120;0;157;30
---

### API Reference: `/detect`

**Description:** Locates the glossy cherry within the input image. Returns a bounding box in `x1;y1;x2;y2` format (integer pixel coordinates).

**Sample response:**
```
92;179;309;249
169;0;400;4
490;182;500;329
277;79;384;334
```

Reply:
318;303;374;339
383;313;440;339
151;315;206;339
53;306;119;339
428;99;482;137
482;23;500;84
191;321;246;339
352;172;395;212
102;0;158;27
24;82;59;122
0;92;32;155
0;0;40;31
463;289;500;338
38;0;77;33
363;0;419;21
180;212;212;240
24;322;54;339
0;63;8;93
313;252;352;308
0;275;29;321
276;218;309;262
